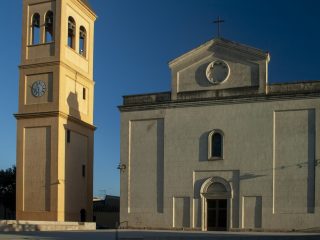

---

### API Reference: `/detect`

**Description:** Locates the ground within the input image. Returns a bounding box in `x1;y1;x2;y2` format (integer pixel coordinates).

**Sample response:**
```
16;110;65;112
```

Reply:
0;230;319;240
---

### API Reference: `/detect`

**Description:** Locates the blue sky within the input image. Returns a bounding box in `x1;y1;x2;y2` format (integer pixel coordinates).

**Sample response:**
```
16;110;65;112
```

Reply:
1;0;320;197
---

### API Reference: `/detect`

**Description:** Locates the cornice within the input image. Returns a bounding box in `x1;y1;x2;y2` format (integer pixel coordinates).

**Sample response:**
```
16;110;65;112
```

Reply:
73;0;97;20
119;92;320;112
19;61;95;85
19;61;60;69
215;38;269;59
14;111;96;130
169;38;269;67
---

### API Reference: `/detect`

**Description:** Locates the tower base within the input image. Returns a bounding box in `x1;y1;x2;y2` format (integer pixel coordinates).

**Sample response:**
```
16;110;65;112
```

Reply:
0;220;96;231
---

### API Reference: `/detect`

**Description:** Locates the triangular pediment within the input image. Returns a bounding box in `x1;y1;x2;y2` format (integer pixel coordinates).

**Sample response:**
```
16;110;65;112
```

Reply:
169;38;269;67
169;38;270;100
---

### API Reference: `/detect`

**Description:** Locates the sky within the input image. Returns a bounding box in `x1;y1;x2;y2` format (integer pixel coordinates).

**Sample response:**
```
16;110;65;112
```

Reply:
1;0;320;197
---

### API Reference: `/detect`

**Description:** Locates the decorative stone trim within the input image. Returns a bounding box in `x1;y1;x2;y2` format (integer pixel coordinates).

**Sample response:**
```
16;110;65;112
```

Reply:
14;111;96;130
119;91;320;112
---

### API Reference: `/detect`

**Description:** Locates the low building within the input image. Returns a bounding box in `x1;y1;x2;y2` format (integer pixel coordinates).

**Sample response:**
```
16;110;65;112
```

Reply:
93;195;119;229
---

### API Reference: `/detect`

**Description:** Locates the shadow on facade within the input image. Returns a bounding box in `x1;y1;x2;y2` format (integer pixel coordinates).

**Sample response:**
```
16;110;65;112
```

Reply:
198;132;208;162
64;92;87;222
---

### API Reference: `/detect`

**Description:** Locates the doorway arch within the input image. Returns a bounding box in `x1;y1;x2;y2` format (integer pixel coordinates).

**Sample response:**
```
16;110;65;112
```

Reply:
200;177;232;231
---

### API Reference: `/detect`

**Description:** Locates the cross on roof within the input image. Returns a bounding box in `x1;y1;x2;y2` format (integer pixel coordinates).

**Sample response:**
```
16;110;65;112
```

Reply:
213;16;225;37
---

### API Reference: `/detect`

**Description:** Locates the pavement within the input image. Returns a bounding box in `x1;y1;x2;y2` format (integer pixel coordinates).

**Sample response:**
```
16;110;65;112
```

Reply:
0;230;320;240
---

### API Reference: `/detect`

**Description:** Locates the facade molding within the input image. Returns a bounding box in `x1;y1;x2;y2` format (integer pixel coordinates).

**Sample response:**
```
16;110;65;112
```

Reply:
119;92;320;112
14;111;96;130
19;61;95;85
169;38;269;67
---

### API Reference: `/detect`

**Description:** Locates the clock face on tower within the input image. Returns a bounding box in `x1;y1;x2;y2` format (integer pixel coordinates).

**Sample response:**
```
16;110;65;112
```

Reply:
206;60;230;84
31;80;46;97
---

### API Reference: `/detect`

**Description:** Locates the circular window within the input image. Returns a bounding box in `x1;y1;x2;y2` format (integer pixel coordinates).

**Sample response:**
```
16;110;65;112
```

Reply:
205;60;230;84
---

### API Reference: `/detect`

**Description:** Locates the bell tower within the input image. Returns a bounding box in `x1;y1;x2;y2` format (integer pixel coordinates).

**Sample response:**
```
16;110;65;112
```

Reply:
15;0;97;222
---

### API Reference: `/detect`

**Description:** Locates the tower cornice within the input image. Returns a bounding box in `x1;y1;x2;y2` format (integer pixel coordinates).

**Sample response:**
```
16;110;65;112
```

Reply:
19;61;95;85
14;111;96;130
73;0;97;20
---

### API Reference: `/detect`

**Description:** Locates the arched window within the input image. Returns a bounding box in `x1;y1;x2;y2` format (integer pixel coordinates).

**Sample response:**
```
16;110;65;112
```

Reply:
45;11;54;43
79;26;87;56
212;132;222;157
208;130;223;159
68;17;76;49
31;13;40;45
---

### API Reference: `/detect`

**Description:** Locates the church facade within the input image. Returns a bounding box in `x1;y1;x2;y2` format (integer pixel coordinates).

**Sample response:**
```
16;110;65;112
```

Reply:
119;38;320;231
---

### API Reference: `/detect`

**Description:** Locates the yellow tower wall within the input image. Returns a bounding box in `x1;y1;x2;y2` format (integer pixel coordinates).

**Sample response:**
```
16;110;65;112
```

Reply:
16;0;96;222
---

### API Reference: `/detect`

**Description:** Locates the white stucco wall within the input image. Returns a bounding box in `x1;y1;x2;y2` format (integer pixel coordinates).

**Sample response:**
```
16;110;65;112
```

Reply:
120;96;320;231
